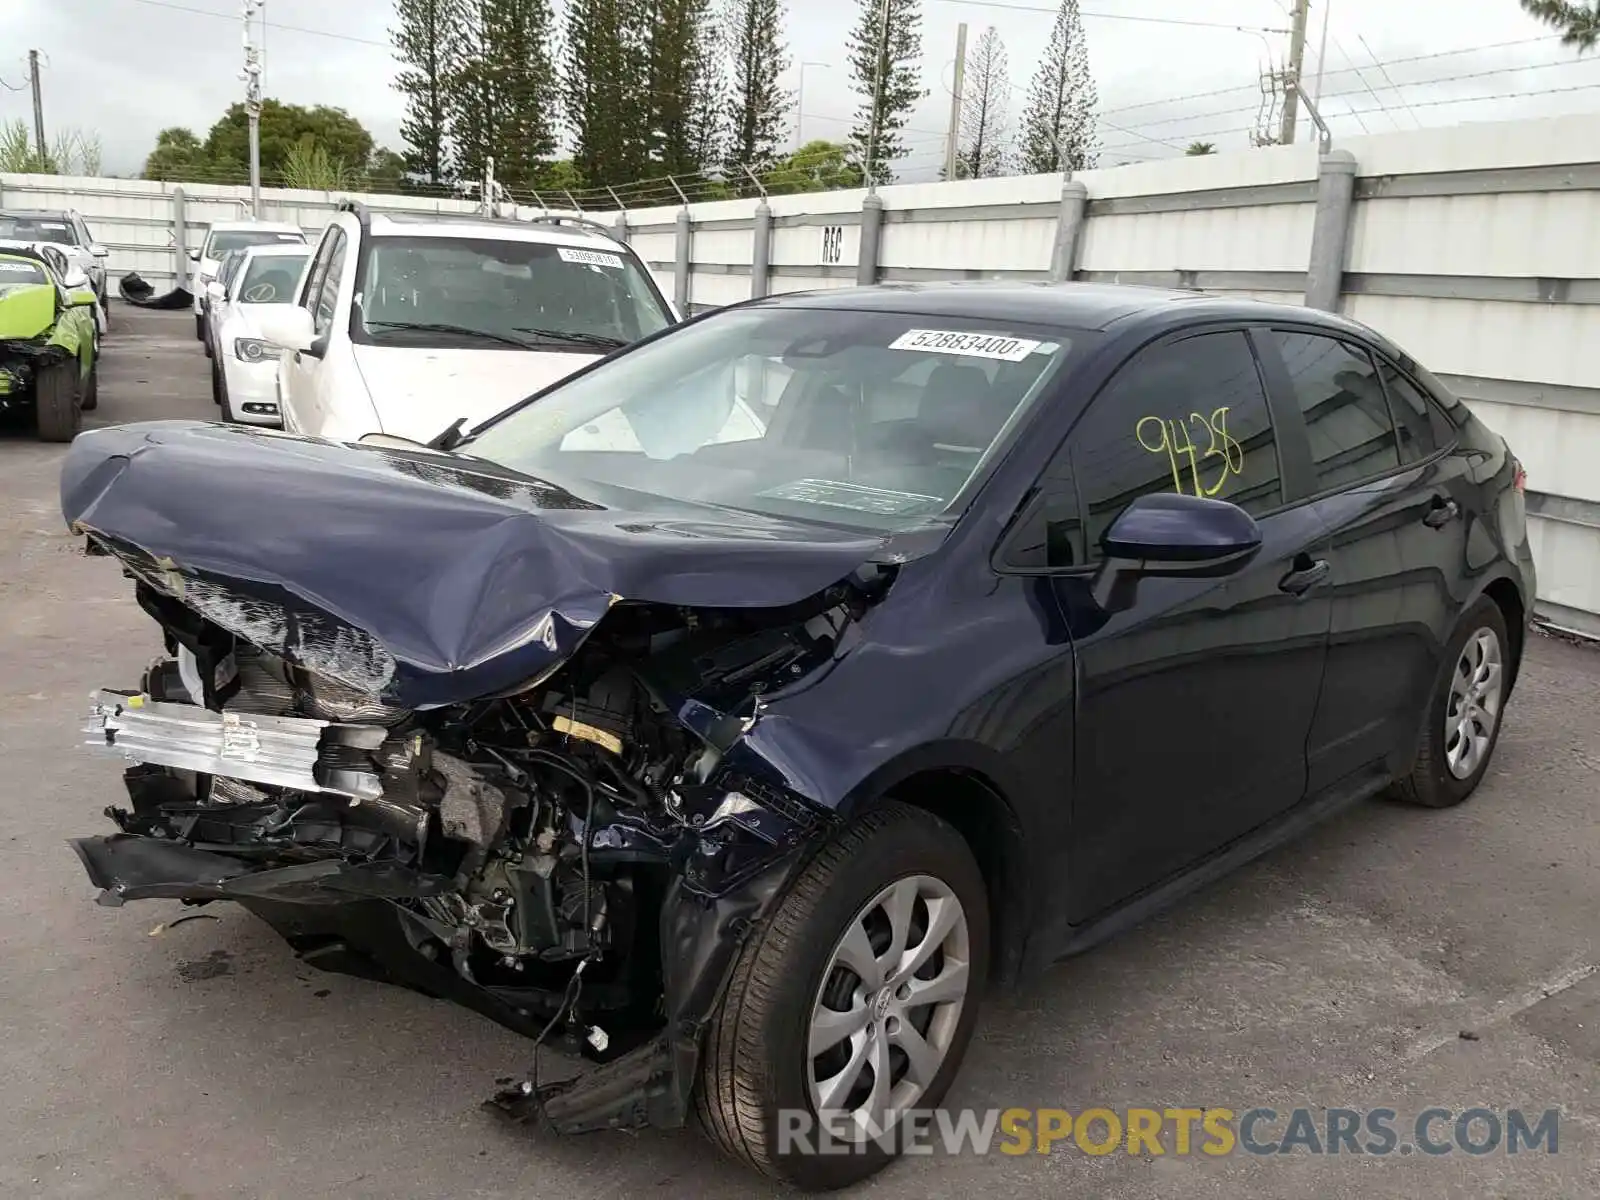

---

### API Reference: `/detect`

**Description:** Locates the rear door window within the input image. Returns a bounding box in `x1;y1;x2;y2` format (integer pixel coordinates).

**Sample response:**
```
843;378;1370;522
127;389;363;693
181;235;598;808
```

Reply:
1270;330;1404;491
1375;360;1451;461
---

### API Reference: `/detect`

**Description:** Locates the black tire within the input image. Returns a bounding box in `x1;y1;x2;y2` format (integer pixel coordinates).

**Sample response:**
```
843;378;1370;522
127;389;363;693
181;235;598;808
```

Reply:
195;313;205;342
80;363;99;412
1389;596;1511;808
35;361;81;442
217;363;238;422
210;354;223;406
696;801;989;1190
203;322;213;359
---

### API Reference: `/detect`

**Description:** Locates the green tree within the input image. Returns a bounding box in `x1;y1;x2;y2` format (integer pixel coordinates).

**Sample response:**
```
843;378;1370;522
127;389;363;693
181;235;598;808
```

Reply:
391;0;466;184
1019;0;1097;173
564;0;651;185
140;128;209;181
845;0;925;184
956;26;1010;179
1185;141;1216;156
643;0;723;176
722;0;789;174
762;138;863;193
451;0;560;190
202;101;375;183
365;147;412;191
1520;0;1600;49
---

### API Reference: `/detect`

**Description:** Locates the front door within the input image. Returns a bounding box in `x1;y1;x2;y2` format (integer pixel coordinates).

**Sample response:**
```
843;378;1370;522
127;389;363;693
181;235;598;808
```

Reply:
1049;328;1334;919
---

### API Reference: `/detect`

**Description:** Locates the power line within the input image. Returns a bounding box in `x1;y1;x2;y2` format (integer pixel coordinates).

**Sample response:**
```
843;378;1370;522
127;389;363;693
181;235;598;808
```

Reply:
925;0;1289;34
123;0;390;46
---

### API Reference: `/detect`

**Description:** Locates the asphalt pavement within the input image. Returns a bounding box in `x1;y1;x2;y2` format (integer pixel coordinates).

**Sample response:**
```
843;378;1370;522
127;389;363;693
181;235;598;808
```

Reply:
0;307;1595;1198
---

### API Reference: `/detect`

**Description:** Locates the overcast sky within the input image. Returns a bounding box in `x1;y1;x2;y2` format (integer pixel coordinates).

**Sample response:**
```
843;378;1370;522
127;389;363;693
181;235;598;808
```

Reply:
1;0;1594;181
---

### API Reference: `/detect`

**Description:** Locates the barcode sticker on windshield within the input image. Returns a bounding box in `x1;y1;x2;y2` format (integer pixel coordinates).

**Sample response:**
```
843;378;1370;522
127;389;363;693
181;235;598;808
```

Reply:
558;247;625;269
889;329;1042;361
0;261;37;271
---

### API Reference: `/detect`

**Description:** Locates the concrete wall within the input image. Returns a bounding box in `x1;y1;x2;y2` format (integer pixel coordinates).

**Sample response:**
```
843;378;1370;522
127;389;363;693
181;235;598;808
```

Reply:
6;112;1599;634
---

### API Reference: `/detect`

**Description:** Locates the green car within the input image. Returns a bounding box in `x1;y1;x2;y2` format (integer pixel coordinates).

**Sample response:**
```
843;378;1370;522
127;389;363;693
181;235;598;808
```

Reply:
0;243;100;441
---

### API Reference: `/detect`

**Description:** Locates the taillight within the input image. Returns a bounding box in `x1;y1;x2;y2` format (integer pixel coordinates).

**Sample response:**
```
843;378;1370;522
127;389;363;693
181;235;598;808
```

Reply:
1512;457;1527;493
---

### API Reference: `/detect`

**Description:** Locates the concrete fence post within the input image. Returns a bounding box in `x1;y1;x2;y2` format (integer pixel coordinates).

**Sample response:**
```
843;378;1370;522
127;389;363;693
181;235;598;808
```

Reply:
750;200;772;299
172;186;188;287
612;210;629;243
856;192;883;286
673;207;692;315
1305;148;1357;312
1049;180;1089;283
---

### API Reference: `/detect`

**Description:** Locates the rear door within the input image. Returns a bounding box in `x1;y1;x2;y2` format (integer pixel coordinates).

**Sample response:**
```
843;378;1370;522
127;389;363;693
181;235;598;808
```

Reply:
1050;326;1335;917
1253;328;1475;793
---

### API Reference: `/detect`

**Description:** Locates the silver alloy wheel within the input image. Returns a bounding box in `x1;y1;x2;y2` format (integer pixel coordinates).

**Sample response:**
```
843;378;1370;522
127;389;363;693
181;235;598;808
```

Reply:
1446;626;1504;780
806;874;971;1141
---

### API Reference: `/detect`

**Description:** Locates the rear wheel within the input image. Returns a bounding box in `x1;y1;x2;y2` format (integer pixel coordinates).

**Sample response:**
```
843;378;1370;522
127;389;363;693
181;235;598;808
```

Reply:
696;801;988;1190
195;313;204;341
35;361;81;442
1390;596;1510;808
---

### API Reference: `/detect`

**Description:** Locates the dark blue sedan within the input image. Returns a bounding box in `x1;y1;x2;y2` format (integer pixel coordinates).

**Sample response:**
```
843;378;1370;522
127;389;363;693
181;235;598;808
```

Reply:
62;283;1534;1189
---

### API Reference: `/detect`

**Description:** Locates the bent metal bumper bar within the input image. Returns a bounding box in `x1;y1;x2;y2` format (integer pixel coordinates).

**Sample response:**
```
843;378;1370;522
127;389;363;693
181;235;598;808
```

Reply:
82;689;386;800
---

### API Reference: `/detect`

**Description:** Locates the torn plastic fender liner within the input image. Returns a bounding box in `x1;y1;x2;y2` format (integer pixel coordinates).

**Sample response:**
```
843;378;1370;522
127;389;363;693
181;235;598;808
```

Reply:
60;421;900;709
71;833;454;907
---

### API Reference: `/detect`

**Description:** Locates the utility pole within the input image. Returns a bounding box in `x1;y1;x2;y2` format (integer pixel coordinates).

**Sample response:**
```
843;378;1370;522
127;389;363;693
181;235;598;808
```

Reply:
943;23;968;181
241;0;264;215
1278;0;1311;145
28;50;46;166
862;0;891;191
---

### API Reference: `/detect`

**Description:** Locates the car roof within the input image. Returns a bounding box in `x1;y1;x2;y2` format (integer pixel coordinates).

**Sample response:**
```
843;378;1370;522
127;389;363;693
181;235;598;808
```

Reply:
237;243;311;259
206;219;304;234
758;281;1373;339
360;209;626;251
0;208;75;219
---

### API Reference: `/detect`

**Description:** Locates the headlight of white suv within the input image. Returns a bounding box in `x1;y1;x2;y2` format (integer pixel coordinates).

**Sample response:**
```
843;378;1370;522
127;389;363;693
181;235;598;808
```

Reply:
233;338;273;362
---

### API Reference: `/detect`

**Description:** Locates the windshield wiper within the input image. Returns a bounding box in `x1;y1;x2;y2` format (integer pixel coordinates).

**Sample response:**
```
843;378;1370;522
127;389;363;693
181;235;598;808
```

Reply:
365;320;535;350
511;326;628;351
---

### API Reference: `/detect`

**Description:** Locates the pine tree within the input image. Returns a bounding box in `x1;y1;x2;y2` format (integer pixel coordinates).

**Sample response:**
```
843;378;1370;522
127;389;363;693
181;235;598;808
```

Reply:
450;0;560;191
956;26;1010;179
1520;0;1600;50
845;0;926;185
1020;0;1098;174
564;0;652;186
722;0;790;174
643;0;724;177
391;0;466;184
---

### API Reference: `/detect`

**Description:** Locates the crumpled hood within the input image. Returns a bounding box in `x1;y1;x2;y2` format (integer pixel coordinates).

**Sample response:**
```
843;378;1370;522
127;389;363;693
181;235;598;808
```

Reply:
0;280;54;340
352;345;601;441
60;421;895;709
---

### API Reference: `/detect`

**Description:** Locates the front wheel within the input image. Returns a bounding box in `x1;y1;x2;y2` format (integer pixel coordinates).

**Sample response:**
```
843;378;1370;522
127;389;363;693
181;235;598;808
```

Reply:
696;801;989;1190
195;313;204;341
1390;596;1511;808
34;361;81;442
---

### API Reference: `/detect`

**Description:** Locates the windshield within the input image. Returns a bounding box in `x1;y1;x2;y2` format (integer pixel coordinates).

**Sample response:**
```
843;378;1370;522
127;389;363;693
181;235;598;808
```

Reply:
353;234;673;353
463;307;1078;532
0;216;75;245
204;228;305;259
0;257;48;286
237;252;308;303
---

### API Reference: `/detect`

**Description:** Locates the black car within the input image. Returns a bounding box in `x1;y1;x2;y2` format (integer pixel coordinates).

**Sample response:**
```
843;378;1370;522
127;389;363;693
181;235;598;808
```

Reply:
61;283;1533;1190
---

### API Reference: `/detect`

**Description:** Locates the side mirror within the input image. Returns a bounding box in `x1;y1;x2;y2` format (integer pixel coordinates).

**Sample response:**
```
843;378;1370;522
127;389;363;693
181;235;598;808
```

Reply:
254;305;319;356
60;265;92;290
1090;492;1262;613
90;244;109;259
67;286;99;308
188;248;201;262
205;280;226;301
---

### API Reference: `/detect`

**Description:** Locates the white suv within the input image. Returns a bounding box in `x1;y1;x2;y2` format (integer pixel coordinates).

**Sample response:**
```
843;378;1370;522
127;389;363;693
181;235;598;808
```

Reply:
189;219;306;341
254;203;679;443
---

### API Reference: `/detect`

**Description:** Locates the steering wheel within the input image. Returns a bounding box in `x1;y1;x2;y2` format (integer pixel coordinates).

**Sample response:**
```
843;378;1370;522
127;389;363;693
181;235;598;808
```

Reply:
242;282;278;302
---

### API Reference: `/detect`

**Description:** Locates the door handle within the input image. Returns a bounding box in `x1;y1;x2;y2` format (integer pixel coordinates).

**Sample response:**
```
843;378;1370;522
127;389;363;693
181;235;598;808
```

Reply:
1423;497;1460;529
1279;557;1331;596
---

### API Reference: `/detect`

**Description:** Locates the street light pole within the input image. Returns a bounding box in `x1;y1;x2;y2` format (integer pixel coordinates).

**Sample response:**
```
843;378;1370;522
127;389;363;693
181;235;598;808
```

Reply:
795;61;828;150
862;0;891;190
241;0;264;214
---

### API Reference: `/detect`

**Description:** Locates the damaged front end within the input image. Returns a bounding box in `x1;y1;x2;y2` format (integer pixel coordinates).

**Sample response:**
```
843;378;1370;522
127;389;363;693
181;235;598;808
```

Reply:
74;560;885;1133
0;338;63;414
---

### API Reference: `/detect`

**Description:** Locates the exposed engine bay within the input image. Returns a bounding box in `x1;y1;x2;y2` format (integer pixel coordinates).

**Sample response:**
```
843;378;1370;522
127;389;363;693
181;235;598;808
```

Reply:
76;567;885;1129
